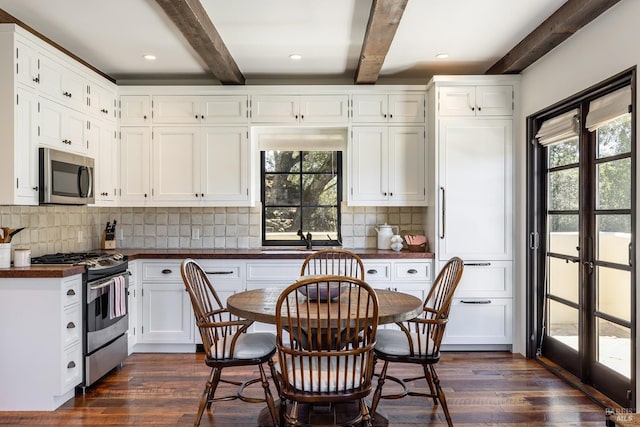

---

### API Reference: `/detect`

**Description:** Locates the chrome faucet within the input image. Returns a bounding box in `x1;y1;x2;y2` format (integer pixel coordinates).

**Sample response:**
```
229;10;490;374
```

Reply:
297;229;313;249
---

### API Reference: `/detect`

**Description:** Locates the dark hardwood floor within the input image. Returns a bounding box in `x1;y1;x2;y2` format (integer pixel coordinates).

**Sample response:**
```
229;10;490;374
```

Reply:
0;352;611;426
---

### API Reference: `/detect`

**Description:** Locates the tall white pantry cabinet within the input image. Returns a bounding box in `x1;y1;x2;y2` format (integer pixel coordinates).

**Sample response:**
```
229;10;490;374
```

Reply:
426;76;518;349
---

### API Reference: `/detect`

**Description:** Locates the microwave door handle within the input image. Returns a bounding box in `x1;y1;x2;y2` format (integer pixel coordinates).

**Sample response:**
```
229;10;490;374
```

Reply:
78;166;92;197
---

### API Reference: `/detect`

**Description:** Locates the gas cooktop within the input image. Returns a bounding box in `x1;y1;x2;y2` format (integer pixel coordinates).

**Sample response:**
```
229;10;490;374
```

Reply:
31;252;127;269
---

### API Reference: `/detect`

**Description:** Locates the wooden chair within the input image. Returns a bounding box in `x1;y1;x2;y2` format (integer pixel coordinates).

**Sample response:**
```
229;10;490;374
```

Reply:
300;248;365;279
370;257;464;427
274;275;379;427
180;258;278;427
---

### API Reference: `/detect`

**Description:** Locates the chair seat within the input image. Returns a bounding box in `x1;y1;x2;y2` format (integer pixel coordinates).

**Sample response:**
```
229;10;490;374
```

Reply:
212;332;276;360
374;329;435;357
282;354;366;392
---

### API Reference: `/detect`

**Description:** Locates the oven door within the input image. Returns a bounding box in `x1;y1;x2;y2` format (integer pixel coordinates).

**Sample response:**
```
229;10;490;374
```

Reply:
86;271;129;340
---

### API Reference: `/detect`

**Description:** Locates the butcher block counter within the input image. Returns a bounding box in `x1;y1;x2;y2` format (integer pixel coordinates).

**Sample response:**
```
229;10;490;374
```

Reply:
0;248;434;278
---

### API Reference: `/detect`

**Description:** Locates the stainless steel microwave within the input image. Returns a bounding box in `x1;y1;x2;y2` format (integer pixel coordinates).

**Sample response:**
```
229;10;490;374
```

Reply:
39;148;95;205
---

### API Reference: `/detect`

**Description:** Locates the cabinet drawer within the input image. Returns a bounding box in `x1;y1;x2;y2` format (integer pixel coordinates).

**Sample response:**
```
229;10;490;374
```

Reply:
393;261;432;281
453;260;512;297
443;298;512;345
61;343;82;392
246;261;303;283
142;262;182;281
197;260;242;284
62;304;81;348
63;276;82;307
362;263;391;282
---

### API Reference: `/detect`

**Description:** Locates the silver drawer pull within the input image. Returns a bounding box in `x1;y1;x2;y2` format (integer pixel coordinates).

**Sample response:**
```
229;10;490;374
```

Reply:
205;271;234;275
66;322;75;329
367;269;378;274
161;269;172;274
407;269;418;274
67;361;76;369
463;262;492;267
66;289;76;296
460;300;492;304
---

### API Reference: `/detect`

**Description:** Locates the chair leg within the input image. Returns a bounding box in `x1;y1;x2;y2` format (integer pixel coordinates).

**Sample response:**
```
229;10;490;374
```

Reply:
195;368;216;426
430;365;453;427
268;357;281;397
258;363;279;427
422;364;439;405
360;398;373;427
370;360;389;417
206;367;222;409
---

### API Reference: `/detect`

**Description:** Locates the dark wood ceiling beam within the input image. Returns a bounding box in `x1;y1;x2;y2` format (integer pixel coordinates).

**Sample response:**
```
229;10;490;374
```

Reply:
486;0;621;74
355;0;408;84
154;0;244;85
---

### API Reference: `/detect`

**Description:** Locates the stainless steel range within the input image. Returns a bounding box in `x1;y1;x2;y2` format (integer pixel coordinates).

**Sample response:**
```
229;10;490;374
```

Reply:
31;252;130;388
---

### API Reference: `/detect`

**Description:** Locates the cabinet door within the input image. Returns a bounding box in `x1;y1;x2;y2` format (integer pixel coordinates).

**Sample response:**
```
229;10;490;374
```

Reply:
388;127;426;204
388;94;424;123
251;95;299;123
14;88;39;204
349;127;387;204
39;54;84;110
299;95;348;124
444;298;512;345
451;260;512;298
88;82;117;121
351;94;388;123
120;95;151;125
201;127;249;204
141;282;193;343
119;127;151;204
438;119;512;260
93;120;118;204
15;40;39;89
153;95;200;124
475;86;513;116
201;95;248;124
438;86;476;116
65;107;87;154
152;127;200;202
39;98;65;149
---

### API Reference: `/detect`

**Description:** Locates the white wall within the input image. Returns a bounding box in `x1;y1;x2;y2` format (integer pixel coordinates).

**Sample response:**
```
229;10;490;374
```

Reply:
516;0;638;390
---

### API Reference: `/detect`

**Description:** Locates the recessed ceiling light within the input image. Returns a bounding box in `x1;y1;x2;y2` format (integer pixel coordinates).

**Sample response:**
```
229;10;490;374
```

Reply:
435;53;449;59
288;54;302;61
143;54;157;61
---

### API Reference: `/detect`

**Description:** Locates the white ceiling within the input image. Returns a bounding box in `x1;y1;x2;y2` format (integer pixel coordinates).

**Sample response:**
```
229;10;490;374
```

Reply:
0;0;568;84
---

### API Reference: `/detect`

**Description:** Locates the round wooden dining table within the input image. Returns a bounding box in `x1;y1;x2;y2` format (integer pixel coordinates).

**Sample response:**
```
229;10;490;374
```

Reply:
226;287;424;328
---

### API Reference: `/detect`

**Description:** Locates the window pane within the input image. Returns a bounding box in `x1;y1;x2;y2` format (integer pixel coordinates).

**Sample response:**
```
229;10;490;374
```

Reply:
596;215;631;264
548;137;579;168
548;257;579;304
302;207;338;234
548;299;578;351
302;151;338;173
264;151;300;173
264;174;300;205
597;158;631;210
548;214;578;256
548;168;579;210
302;175;337;205
596;266;630;322
597;114;631;159
597;318;630;378
264;207;299;235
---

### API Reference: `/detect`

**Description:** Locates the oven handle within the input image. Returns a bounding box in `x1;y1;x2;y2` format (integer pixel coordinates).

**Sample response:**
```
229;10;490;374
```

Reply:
89;271;131;291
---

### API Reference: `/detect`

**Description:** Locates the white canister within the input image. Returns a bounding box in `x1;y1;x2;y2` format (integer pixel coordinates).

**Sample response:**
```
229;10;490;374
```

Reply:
0;243;10;269
375;223;399;250
14;248;31;267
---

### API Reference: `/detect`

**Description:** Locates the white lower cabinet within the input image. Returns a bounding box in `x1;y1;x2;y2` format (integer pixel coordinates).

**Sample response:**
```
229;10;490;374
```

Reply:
0;274;83;410
127;261;138;354
444;298;513;345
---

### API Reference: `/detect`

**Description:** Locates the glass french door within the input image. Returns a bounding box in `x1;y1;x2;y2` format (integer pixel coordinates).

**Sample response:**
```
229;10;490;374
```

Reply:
539;105;634;407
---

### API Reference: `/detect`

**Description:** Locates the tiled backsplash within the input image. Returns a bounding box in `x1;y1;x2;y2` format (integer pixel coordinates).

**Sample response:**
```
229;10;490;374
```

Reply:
0;203;427;257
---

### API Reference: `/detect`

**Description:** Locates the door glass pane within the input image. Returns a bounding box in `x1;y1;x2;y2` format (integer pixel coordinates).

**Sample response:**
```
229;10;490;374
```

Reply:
549;137;579;168
548;168;579;210
597;158;631;210
596;114;631;159
596;266;630;322
548;214;579;256
596;215;631;264
548;299;578;351
597;318;630;378
548;257;579;303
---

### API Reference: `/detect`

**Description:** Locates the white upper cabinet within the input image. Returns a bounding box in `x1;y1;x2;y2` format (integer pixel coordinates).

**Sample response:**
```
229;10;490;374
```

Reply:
152;95;248;124
151;127;200;202
87;81;117;122
91;119;118;205
39;97;89;155
39;53;86;111
12;88;39;205
438;85;513;116
15;39;39;89
349;126;426;206
351;93;425;124
251;95;348;124
119;127;151;204
120;95;151;125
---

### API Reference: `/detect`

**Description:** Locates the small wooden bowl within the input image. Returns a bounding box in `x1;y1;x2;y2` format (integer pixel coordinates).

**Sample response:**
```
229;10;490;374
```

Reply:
407;243;427;252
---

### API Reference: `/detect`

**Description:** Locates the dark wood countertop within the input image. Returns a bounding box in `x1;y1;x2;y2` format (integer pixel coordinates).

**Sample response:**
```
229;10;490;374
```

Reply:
0;248;434;278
